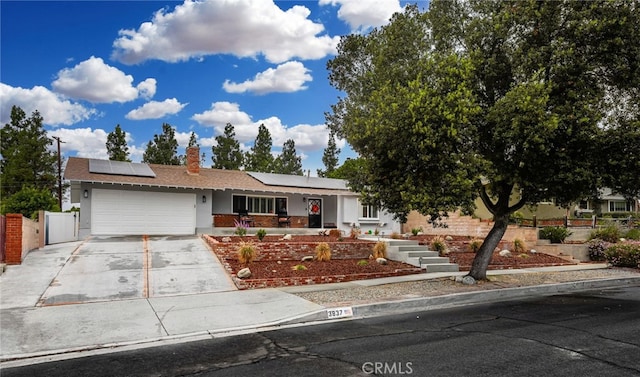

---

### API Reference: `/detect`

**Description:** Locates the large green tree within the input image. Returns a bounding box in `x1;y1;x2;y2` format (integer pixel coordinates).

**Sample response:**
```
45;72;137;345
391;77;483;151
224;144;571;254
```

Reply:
212;123;244;170
106;124;131;162
1;106;57;198
0;185;59;218
142;123;181;165
326;1;640;280
244;124;274;173
274;139;303;175
317;131;341;177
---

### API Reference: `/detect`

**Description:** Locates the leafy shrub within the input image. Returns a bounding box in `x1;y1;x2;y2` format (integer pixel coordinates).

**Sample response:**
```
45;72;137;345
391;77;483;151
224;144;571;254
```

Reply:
625;228;640;241
431;236;448;256
509;211;524;225
372;241;387;259
0;185;60;218
605;243;640;267
315;242;332;261
237;242;256;264
256;228;267;241
291;264;307;271
539;226;572;243
513;238;526;253
469;239;483;253
329;229;342;238
411;227;423;236
590;225;621;243
587;239;610;261
357;260;369;266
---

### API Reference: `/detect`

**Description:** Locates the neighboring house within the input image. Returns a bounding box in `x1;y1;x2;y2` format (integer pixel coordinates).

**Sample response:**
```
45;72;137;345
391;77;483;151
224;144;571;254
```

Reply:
575;188;639;217
63;147;399;237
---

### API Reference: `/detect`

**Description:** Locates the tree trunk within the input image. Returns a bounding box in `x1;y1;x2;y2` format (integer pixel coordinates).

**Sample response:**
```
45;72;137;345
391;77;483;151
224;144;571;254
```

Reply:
467;213;510;280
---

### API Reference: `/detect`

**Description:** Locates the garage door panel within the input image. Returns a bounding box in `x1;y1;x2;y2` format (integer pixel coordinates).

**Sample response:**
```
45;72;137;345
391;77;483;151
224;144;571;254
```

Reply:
92;189;196;235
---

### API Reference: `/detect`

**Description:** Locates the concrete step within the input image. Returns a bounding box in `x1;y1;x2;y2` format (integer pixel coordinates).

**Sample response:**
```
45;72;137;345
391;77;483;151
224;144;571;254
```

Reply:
406;256;451;266
423;263;460;273
405;251;440;258
392;245;432;253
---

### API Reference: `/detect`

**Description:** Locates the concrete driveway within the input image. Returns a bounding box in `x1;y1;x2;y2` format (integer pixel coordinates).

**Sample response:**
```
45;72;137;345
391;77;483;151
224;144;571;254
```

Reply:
37;235;237;306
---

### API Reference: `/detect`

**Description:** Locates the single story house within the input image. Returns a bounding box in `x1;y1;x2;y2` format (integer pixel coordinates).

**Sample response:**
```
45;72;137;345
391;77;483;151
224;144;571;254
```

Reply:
64;147;400;238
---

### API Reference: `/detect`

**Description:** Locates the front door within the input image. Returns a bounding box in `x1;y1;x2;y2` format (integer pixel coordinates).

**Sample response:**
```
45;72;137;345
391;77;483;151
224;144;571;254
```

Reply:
307;198;322;228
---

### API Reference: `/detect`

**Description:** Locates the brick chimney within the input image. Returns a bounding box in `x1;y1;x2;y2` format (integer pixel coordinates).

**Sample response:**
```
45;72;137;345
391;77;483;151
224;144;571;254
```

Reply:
186;146;200;175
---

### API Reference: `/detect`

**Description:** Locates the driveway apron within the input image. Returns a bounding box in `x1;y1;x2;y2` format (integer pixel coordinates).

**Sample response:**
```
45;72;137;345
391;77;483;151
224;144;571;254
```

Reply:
38;235;236;306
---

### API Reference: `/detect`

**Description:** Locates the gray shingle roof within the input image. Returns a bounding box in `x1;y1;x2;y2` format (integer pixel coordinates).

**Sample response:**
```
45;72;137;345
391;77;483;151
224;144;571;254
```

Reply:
64;157;353;196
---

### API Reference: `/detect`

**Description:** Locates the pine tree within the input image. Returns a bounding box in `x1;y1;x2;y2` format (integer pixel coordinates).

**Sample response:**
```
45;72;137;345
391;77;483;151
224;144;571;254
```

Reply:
317;131;341;177
1;106;57;198
106;124;131;162
142;123;181;165
244;124;274;172
274;139;303;175
212;123;243;170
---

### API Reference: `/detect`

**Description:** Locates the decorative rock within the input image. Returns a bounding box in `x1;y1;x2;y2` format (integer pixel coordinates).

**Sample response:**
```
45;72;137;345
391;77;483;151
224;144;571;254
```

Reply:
301;256;314;262
445;236;453;241
281;234;292;240
499;249;512;257
221;237;232;242
530;249;537;254
237;268;251;279
376;257;388;265
462;275;476;285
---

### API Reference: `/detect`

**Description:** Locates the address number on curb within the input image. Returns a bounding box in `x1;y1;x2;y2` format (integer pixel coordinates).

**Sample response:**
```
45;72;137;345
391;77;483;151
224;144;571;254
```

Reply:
326;307;353;319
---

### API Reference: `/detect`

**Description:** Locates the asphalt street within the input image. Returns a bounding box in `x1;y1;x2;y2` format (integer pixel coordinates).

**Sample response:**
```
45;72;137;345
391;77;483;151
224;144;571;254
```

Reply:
3;284;639;377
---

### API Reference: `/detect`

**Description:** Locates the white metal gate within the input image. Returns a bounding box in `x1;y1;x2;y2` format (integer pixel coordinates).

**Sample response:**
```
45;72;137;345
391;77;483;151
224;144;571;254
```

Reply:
46;211;79;244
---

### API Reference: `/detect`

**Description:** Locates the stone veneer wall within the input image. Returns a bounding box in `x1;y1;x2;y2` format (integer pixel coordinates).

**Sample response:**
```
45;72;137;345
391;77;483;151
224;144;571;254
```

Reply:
403;211;538;249
213;214;309;228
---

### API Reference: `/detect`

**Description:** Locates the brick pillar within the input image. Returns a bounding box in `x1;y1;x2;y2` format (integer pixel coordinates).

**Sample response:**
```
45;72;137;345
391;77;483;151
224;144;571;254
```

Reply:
5;214;23;265
186;146;200;175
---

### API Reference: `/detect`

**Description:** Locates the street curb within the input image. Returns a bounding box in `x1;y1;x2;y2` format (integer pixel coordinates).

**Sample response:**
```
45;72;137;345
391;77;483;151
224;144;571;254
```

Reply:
280;276;640;325
2;276;639;367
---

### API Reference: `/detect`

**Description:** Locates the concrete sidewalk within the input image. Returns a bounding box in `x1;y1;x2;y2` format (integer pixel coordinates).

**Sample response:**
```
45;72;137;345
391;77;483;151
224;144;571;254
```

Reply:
1;240;639;366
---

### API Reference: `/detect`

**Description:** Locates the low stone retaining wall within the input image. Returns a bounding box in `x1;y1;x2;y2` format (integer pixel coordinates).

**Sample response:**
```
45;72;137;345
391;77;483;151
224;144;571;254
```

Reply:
232;270;423;290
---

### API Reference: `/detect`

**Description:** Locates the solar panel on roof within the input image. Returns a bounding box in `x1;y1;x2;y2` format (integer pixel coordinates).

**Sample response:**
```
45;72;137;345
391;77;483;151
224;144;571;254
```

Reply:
248;172;347;190
89;159;156;177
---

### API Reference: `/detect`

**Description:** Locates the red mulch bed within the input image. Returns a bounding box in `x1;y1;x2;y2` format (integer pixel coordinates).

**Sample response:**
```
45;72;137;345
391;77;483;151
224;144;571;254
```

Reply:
448;251;576;271
204;234;577;289
227;258;419;280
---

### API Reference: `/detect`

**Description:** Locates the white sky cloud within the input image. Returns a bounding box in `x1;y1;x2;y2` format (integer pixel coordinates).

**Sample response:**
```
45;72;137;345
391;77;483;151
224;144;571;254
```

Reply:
126;98;187;120
51;56;156;103
111;0;339;64
319;0;402;31
0;83;96;126
48;127;144;162
191;101;334;153
48;128;109;160
222;61;312;95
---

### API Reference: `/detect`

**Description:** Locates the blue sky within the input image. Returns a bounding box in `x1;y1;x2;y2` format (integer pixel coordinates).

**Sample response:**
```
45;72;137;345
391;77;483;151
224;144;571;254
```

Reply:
1;0;423;175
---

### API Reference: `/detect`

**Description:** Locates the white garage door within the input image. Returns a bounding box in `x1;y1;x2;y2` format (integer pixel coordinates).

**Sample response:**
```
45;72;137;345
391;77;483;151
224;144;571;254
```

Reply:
92;189;196;235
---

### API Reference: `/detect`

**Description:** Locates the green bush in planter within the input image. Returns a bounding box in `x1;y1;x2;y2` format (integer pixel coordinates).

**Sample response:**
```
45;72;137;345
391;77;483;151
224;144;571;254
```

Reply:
625;228;640;241
590;225;621;243
605;243;640;267
539;226;572;243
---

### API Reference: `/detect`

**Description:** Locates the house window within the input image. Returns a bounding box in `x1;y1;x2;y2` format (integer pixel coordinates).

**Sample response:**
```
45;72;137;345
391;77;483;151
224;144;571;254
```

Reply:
360;202;379;220
232;195;287;214
232;195;246;213
609;200;631;212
